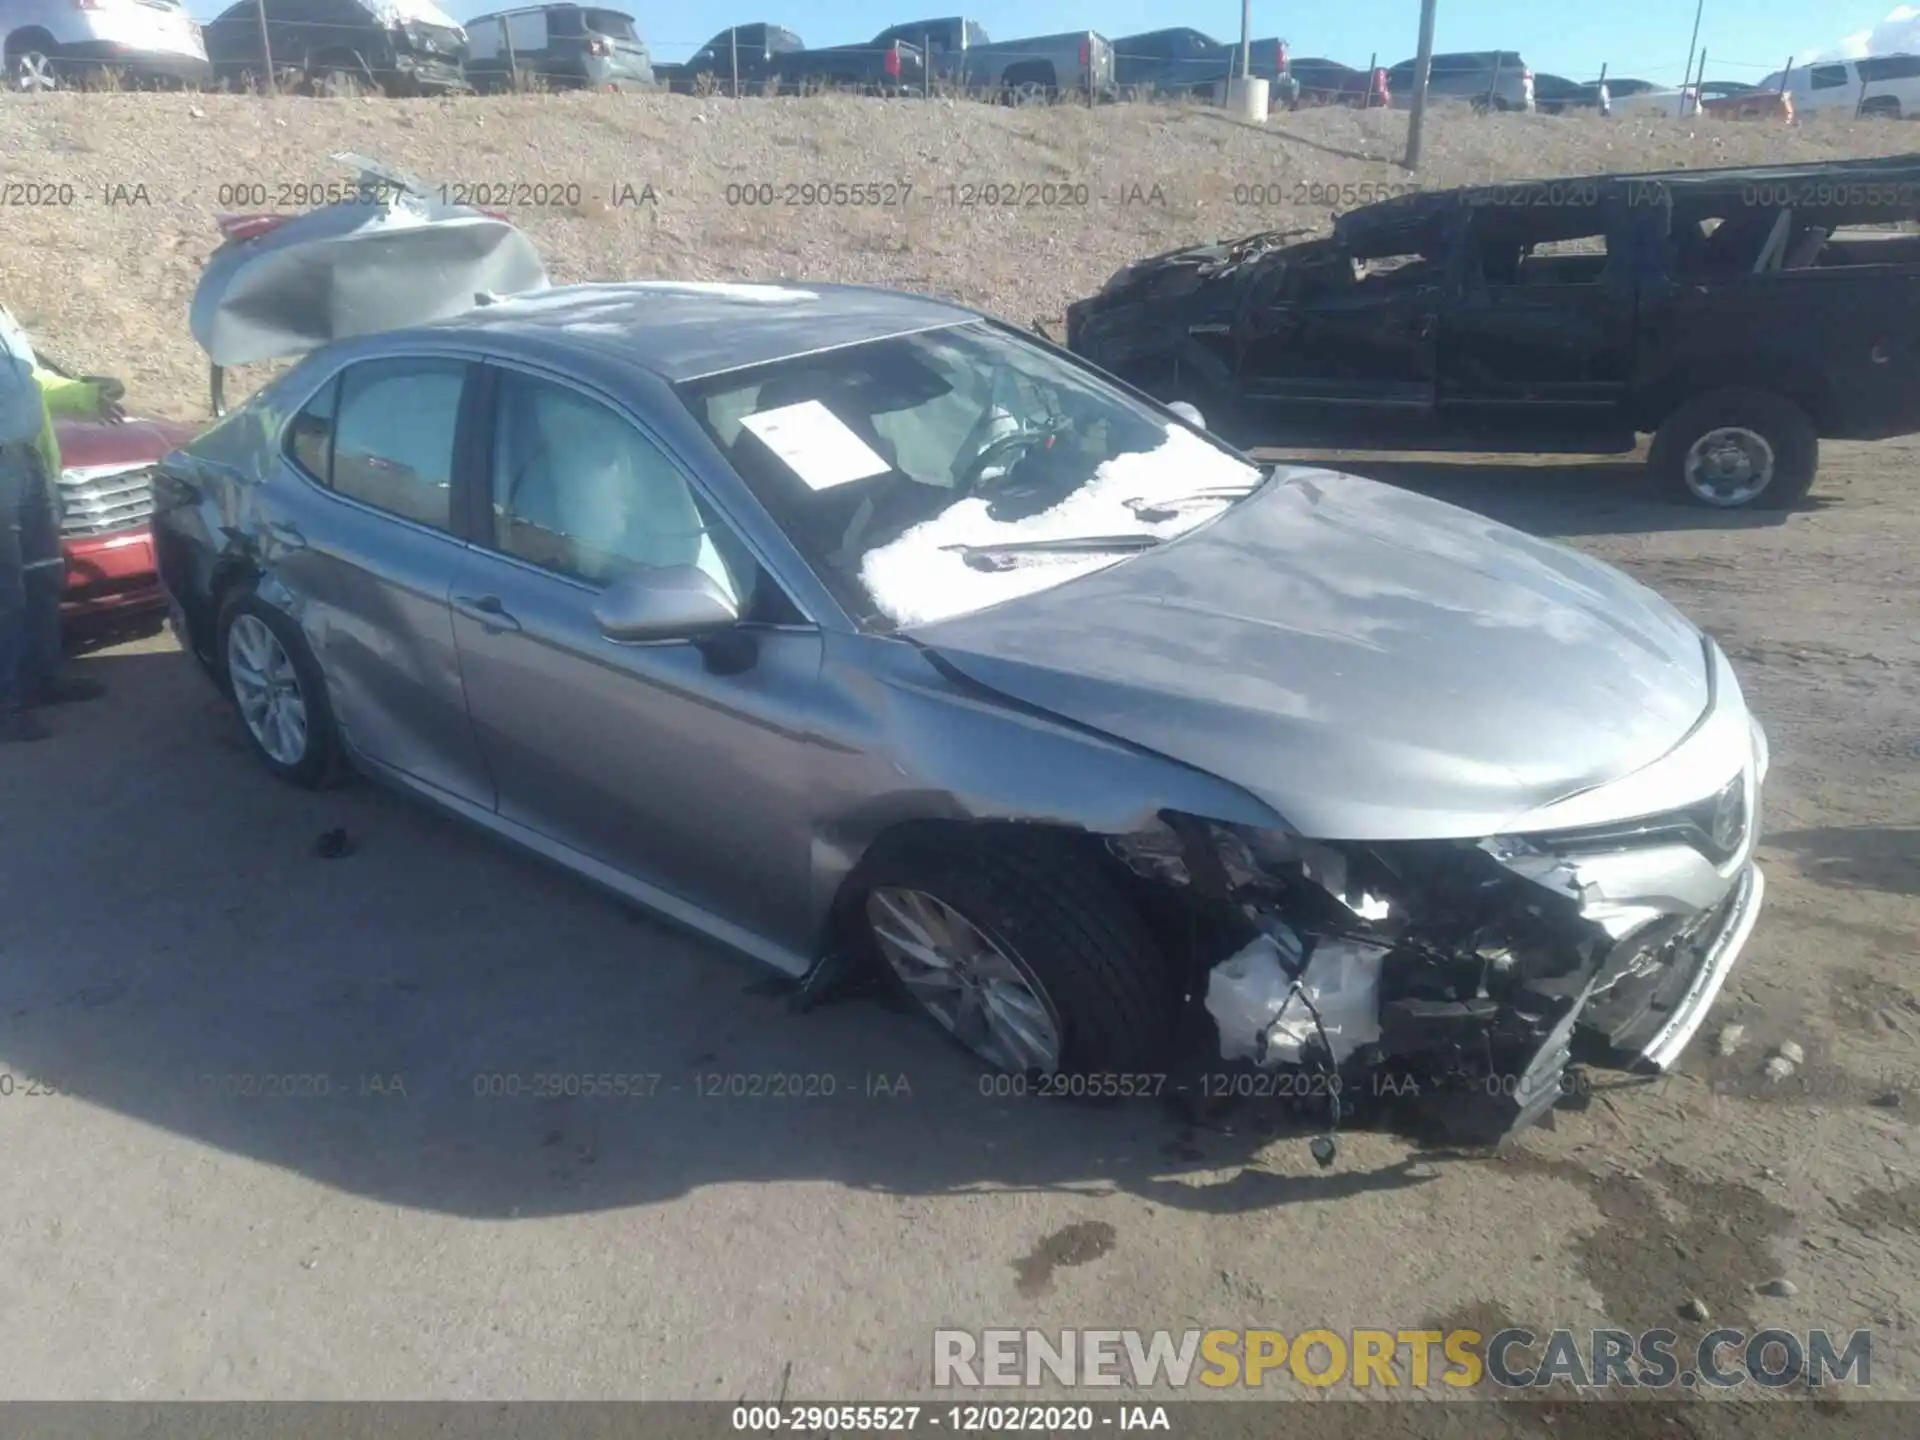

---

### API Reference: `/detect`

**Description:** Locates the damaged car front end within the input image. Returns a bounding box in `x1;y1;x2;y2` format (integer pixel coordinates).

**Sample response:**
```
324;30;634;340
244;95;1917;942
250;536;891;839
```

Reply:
1099;666;1767;1140
907;454;1771;1143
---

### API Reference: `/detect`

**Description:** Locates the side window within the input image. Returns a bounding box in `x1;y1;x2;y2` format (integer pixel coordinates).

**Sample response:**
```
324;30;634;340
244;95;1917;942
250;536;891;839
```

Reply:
489;372;754;606
1809;64;1850;91
284;375;338;481
329;358;466;530
1859;55;1920;83
1470;209;1610;286
466;17;502;61
506;11;546;52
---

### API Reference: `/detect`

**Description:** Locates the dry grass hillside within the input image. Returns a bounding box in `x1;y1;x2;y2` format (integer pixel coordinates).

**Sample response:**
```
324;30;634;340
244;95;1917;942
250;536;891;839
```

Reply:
4;91;1917;419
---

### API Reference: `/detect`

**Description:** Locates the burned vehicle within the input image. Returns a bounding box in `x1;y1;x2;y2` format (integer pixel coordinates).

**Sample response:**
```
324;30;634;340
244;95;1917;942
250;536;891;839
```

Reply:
1068;154;1920;508
155;193;1767;1142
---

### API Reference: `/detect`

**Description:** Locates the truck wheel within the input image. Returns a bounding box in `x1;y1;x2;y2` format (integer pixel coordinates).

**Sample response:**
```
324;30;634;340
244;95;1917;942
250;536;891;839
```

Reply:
852;828;1175;1077
1649;388;1819;509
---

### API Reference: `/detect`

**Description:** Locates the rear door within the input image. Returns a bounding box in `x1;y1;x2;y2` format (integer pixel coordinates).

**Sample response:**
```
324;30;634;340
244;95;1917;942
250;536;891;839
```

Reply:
502;9;550;80
1237;225;1449;422
1435;193;1637;429
270;353;494;807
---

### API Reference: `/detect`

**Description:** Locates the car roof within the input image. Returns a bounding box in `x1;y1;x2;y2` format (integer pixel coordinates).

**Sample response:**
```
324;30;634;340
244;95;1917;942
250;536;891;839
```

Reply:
1333;151;1920;242
397;280;983;382
470;3;633;18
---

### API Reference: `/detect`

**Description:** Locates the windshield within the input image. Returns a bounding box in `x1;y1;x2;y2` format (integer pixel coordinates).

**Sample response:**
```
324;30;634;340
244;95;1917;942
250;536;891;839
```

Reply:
676;321;1266;631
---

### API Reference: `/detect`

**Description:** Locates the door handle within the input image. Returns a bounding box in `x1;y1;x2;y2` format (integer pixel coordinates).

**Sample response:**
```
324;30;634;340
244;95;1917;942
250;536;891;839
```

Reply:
453;593;521;632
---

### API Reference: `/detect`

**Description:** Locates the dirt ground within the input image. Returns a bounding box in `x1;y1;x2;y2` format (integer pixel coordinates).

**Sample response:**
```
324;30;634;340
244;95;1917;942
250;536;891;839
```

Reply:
0;94;1916;1410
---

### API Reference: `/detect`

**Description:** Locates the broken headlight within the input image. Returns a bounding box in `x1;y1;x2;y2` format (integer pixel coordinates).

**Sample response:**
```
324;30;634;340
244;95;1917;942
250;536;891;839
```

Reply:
1107;817;1390;920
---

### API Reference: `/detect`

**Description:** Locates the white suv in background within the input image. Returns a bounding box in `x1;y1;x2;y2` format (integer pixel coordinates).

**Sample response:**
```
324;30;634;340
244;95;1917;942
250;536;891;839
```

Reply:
1760;53;1920;118
3;0;211;90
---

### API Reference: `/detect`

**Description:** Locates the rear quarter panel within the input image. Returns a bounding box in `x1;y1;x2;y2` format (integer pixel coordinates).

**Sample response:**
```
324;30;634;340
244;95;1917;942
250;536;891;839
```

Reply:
1637;266;1920;438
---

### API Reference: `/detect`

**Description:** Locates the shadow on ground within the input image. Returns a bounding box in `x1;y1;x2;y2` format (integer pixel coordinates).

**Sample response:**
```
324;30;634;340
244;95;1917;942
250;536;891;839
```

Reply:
0;644;1446;1222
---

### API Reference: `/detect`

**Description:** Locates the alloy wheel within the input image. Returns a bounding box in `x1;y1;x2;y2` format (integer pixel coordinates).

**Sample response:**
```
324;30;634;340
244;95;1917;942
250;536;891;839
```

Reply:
13;51;57;92
227;614;311;767
866;886;1063;1073
1683;426;1776;507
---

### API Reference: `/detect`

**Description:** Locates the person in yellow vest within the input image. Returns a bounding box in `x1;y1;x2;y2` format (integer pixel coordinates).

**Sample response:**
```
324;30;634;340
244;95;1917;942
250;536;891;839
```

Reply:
2;303;125;743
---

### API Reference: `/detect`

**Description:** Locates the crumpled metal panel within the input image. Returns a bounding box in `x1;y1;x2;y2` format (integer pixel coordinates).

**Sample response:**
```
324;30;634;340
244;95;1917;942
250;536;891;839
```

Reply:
190;156;549;367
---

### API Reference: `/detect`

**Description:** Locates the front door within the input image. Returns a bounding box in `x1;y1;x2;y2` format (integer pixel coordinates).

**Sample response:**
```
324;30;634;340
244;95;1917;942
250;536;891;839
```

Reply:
446;363;825;952
271;354;493;807
1236;230;1446;436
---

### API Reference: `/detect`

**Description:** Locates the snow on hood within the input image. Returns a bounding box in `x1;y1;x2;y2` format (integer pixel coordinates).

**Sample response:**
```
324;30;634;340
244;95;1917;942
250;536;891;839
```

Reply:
861;425;1264;627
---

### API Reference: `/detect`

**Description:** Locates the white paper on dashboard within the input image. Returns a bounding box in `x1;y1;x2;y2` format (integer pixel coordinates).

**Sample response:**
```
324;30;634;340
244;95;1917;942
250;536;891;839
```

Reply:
739;400;892;491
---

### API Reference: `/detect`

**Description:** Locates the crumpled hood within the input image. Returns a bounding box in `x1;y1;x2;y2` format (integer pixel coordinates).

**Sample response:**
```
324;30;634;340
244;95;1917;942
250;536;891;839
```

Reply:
908;467;1711;841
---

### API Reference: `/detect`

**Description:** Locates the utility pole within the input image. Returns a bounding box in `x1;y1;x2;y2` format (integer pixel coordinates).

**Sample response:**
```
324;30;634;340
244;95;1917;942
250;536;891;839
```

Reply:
1239;0;1251;79
253;0;274;94
1682;0;1705;113
1404;0;1438;169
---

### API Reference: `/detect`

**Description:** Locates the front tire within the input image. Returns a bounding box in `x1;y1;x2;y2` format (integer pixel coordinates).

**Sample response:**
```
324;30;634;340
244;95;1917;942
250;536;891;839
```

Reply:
7;38;59;92
853;828;1175;1076
1649;387;1819;509
218;594;340;788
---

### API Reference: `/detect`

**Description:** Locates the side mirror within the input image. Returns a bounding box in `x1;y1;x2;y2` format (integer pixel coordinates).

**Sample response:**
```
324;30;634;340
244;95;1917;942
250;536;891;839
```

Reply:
1166;400;1206;430
593;564;740;643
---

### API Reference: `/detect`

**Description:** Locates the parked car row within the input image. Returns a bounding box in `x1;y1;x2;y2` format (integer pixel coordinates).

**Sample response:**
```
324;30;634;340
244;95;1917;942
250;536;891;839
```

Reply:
109;152;1782;1145
2;2;1849;114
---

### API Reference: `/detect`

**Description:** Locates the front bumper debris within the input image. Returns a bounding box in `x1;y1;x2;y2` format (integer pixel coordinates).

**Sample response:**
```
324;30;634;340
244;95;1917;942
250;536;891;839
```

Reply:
1191;825;1765;1142
1635;862;1765;1072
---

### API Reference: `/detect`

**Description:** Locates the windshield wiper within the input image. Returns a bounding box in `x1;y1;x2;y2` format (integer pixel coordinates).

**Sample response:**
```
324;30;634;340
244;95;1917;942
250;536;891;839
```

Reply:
942;534;1163;571
1122;486;1260;522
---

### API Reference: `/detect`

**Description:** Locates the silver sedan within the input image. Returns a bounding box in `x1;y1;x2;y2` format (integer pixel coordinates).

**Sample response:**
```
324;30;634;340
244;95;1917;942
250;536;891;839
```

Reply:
154;280;1767;1140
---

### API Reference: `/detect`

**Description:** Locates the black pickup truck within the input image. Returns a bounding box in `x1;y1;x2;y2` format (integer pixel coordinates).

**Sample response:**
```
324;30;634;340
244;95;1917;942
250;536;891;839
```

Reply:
1067;155;1920;508
658;22;925;94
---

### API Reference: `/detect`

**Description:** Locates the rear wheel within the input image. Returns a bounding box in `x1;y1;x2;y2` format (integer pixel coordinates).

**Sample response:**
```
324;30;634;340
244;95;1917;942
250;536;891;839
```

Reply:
1860;96;1902;119
853;828;1175;1076
218;594;341;788
1649;387;1819;509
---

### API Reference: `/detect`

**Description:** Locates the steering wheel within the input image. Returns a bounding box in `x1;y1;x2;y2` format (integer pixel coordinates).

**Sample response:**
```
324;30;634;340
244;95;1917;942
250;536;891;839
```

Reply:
959;417;1072;494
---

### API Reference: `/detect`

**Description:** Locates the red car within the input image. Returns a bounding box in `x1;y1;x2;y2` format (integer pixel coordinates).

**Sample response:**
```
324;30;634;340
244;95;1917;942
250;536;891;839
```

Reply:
1288;57;1389;109
50;397;197;644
